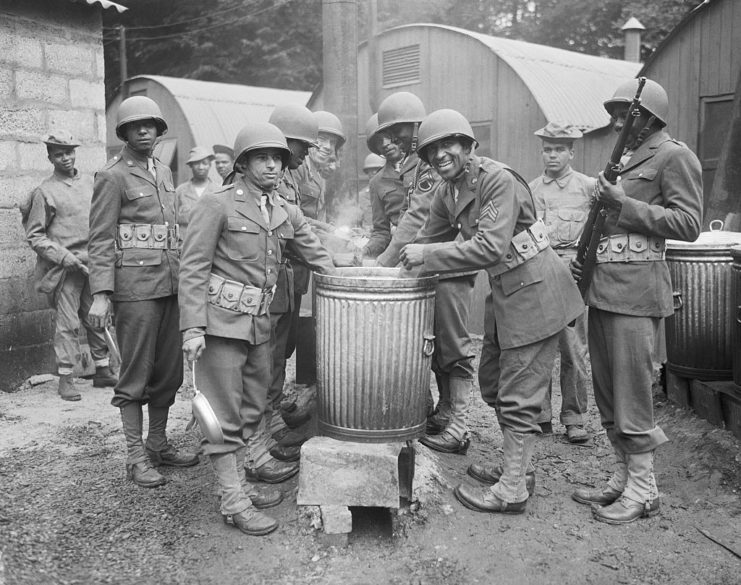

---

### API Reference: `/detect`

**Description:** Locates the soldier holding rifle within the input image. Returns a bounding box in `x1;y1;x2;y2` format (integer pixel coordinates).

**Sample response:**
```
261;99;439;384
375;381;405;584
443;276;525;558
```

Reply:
570;78;703;524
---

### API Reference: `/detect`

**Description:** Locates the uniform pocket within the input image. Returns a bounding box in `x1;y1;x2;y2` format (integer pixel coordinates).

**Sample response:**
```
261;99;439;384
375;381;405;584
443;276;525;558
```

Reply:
225;216;261;261
121;248;162;267
555;209;587;243
499;262;544;296
125;185;156;201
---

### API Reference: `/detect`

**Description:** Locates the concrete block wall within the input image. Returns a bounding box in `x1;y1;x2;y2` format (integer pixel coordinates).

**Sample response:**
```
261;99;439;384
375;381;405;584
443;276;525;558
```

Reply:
0;0;108;391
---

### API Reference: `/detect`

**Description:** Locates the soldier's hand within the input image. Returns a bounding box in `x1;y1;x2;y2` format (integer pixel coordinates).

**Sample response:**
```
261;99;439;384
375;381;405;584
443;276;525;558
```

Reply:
61;253;84;272
183;336;206;362
570;258;583;281
596;172;626;209
88;294;111;330
399;244;424;270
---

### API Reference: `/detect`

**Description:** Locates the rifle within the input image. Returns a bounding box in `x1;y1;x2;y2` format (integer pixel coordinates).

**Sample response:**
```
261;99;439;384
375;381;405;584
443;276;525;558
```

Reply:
574;76;647;298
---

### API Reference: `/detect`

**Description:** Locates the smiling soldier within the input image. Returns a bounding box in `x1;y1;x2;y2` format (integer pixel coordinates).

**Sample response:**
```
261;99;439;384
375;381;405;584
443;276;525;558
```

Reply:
179;122;334;536
400;109;583;515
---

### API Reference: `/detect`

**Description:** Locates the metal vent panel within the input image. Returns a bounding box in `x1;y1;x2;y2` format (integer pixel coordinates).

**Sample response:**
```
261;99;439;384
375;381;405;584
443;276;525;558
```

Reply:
382;45;421;88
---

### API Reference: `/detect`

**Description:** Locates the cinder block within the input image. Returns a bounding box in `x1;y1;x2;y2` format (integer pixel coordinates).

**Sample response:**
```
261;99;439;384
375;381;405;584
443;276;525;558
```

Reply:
48;109;97;142
0;108;45;139
69;79;104;110
0;69;13;101
666;368;691;408
16;70;68;106
0;175;46;208
297;436;402;508
44;42;95;77
0;29;43;69
320;505;352;534
0;245;36;280
18;141;53;172
0;141;17;171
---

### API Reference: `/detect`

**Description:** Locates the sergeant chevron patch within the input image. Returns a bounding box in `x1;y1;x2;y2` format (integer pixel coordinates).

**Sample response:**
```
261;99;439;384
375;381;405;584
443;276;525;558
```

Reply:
480;200;499;223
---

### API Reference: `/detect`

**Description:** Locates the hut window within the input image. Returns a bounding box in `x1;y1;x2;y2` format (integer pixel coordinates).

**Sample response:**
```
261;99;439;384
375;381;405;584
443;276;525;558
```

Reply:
471;123;491;158
382;45;420;88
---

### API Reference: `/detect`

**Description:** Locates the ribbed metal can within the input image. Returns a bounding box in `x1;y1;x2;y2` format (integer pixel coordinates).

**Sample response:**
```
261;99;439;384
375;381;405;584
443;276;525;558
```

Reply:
314;267;437;442
666;227;741;380
731;246;741;386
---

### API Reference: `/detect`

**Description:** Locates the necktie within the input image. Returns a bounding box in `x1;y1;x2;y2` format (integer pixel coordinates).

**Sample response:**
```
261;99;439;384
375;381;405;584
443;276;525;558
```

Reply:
260;194;271;225
147;157;157;179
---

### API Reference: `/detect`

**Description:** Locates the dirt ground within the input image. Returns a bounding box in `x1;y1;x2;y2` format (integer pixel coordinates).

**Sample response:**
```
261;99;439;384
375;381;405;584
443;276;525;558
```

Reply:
1;339;740;585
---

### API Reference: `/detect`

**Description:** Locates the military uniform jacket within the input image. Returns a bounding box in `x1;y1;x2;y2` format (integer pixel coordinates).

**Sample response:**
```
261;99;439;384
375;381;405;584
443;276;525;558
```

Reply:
586;130;703;317
376;152;439;267
530;168;595;249
364;163;406;257
175;178;218;233
178;175;334;345
22;170;93;293
88;146;179;302
416;155;584;349
293;157;326;222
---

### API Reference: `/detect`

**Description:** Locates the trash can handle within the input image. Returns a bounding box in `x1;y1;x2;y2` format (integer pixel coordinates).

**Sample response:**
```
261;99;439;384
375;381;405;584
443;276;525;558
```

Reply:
673;292;683;311
737;305;741;324
423;334;435;357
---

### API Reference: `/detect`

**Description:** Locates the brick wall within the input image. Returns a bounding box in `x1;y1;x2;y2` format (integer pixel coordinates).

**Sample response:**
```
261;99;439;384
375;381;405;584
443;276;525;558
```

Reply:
0;0;107;391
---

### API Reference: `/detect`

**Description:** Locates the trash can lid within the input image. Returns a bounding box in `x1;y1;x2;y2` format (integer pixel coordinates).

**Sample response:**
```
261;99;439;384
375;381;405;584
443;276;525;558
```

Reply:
667;220;741;250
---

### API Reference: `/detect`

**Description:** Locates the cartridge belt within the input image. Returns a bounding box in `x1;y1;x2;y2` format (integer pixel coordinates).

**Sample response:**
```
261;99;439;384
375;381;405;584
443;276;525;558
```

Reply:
207;273;275;316
118;223;179;250
489;219;551;276
595;234;665;263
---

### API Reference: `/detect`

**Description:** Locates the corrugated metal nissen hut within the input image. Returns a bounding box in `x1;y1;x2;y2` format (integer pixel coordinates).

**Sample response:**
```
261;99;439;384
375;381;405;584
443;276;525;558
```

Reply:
106;75;312;185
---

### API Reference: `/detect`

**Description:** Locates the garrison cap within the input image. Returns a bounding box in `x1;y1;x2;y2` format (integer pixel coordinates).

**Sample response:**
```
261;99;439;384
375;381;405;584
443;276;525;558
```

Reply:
42;129;80;148
534;122;583;141
212;144;234;158
186;146;215;164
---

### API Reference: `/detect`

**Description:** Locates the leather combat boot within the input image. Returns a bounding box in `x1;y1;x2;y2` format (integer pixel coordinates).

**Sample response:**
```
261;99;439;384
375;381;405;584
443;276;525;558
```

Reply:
145;406;199;467
211;452;278;535
454;483;527;514
244;458;299;484
270;443;301;462
593;451;660;524
92;365;118;388
420;377;472;455
280;400;312;429
466;463;535;496
235;447;283;510
572;436;627;506
426;374;451;435
58;374;81;402
566;424;590;444
120;404;165;488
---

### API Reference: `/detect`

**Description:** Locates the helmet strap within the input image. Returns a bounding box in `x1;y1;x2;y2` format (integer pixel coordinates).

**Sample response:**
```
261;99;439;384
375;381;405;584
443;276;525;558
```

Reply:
632;115;657;150
411;122;419;153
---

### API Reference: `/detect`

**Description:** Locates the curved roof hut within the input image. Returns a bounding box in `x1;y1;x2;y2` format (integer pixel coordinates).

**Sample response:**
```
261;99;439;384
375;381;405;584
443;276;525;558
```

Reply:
106;75;312;184
310;23;641;180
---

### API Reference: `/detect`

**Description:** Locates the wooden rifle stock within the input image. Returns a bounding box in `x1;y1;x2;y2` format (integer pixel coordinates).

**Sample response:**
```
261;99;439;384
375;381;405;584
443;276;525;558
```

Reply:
574;77;647;299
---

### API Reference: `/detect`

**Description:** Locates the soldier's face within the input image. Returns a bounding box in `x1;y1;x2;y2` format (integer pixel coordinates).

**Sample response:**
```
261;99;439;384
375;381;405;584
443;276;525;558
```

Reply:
189;158;212;180
287;139;310;170
124;120;158;155
214;153;233;178
541;140;574;177
385;123;414;158
426;138;471;181
241;149;284;190
610;104;651;146
48;146;76;177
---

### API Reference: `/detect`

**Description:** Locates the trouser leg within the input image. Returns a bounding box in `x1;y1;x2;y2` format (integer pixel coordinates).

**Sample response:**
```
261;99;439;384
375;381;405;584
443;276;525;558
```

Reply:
53;272;81;375
558;309;589;426
78;276;109;366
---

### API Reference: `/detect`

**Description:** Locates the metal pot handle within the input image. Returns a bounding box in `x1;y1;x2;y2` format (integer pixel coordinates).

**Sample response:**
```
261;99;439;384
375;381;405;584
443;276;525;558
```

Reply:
422;334;435;357
709;219;724;231
673;292;683;311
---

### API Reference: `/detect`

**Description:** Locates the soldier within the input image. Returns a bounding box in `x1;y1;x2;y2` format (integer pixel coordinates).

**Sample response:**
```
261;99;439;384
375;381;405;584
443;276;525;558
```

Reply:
213;144;235;181
175;146;217;235
570;79;702;524
21;130;117;401
400;109;584;514
88;96;198;489
357;151;387;229
179;122;335;536
362;113;406;258
374;93;477;456
239;103;322;480
530;122;595;443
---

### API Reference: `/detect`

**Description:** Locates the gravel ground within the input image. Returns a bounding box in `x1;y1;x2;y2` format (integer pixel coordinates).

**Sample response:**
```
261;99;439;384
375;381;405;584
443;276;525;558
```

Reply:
1;340;740;585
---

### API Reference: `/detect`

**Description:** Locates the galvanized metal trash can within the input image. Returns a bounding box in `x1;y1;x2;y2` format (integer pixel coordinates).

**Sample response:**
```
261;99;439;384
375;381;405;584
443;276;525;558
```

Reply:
314;267;437;442
731;246;741;386
666;225;741;380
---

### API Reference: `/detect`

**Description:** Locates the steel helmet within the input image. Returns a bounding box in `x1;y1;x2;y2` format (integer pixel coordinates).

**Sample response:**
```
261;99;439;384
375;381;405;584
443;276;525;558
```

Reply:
604;78;669;126
416;109;478;165
115;96;168;140
313;111;346;147
365;113;384;155
269;104;319;147
363;153;385;172
232;122;291;169
376;92;426;133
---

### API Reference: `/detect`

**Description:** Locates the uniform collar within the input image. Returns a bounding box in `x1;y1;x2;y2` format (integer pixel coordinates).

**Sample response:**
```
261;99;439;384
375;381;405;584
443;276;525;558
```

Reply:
53;168;80;186
541;167;574;188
